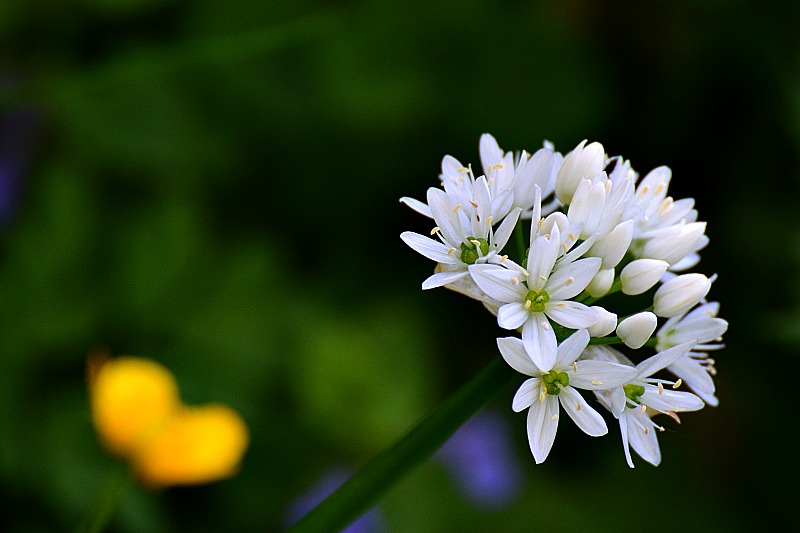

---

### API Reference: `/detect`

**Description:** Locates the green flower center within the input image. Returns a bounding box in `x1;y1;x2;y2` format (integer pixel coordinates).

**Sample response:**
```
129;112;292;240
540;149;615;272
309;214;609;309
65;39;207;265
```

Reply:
541;370;569;395
624;384;645;402
524;289;550;312
460;236;490;264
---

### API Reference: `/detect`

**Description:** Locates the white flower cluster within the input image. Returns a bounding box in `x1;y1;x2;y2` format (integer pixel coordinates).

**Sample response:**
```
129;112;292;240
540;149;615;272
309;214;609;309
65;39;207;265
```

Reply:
401;135;727;467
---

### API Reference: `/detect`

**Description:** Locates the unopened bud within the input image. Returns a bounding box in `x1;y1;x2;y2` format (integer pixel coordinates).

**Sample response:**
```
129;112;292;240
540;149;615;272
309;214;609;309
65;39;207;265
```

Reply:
616;312;658;349
653;273;711;318
620;259;669;295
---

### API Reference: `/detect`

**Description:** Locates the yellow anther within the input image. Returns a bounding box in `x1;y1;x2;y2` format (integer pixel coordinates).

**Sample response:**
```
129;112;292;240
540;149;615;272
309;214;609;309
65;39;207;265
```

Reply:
541;321;551;330
640;404;647;412
485;216;493;226
495;164;504;169
500;255;508;262
487;178;495;186
644;427;650;435
639;185;651;195
544;233;550;239
453;204;462;213
658;383;664;395
567;233;576;241
576;403;582;411
562;242;569;252
550;414;558;421
430;226;441;235
655;183;666;194
591;380;603;385
538;275;548;282
565;277;575;286
470;239;481;246
447;247;456;255
457;167;469;173
672;379;683;389
539;391;546;403
659;197;674;214
524;300;532;310
511;277;520;285
470;201;478;208
573;362;578;372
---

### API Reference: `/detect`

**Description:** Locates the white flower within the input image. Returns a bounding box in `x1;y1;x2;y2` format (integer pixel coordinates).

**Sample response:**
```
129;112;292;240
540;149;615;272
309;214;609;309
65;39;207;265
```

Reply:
585;268;614;298
401;179;522;290
616;312;658;349
657;302;727;406
653;273;712;317
498;330;638;463
470;224;601;370
587;342;703;467
587;307;617;337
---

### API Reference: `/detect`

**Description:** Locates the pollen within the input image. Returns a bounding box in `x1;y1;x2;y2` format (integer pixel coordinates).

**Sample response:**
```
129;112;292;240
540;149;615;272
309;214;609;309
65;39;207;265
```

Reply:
470;201;478;208
640;404;647;412
485;216;494;226
430;226;441;235
539;275;548;282
639;185;651;195
550;415;558;421
447;248;456;255
658;383;664;395
500;255;508;262
572;362;578;372
562;242;569;252
655;183;666;194
644;427;650;435
576;402;582;411
565;277;575;286
673;379;683;389
511;277;520;285
524;300;532;310
541;320;551;330
567;233;576;241
457;167;469;173
591;380;603;385
453;204;462;213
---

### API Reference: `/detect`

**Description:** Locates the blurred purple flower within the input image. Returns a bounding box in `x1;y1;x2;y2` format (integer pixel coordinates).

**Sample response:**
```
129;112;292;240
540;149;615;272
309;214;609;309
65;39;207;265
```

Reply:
0;107;40;226
437;409;523;509
284;466;387;532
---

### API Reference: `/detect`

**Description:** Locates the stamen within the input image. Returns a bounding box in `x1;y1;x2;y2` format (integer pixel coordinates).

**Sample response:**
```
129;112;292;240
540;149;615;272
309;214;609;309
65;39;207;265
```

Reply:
562;242;569;252
540;321;551;330
639;404;647;412
453;204;462;213
644;427;650;435
659;197;674;214
672;379;683;389
567;233;576;241
658;383;664;395
576;403;582;411
591;380;603;385
457;167;468;173
487;178;495;186
538;275;548;282
430;226;441;235
544;233;550;239
500;255;508;262
539;390;546;403
470;239;481;246
524;300;532;310
655;183;666;194
572;362;578;372
605;181;612;194
447;247;456;255
470;201;478;208
565;276;575;286
485;215;493;226
550;414;558;421
639;185;651;195
511;277;520;285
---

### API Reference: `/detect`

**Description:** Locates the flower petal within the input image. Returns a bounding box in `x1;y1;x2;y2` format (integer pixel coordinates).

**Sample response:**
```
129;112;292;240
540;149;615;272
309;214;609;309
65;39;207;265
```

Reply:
545;301;597;329
640;388;705;414
497;302;530;330
526;395;560;464
635;341;695;380
559;386;607;437
512;378;541;412
469;264;527;303
493;207;522;251
421;269;469;290
526;234;558;290
625;409;661;467
547;257;602;300
569;360;638;390
554;329;590;368
401;232;462;264
522;316;558;371
497;337;541;376
399;196;432;218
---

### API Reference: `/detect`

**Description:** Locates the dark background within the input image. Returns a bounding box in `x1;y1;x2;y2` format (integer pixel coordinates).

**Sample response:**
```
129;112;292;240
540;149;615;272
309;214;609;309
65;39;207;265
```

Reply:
1;0;798;531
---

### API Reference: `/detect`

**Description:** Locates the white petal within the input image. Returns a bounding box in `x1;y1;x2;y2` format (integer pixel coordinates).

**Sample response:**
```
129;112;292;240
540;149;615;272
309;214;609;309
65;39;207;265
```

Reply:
527;395;560;464
512;378;541;412
400;232;462;264
547;257;602;300
497;337;541;376
554;329;590;368
497;302;530;330
545;301;597;329
619;414;635;468
479;133;504;176
569;361;638;390
625;410;661;466
616;312;658;349
635;341;695;379
421;269;469;290
427;187;467;246
640;388;705;414
493;207;522;250
522;315;558;371
526;234;558;290
469;264;527;303
668;355;716;395
399;196;432;218
560;386;607;437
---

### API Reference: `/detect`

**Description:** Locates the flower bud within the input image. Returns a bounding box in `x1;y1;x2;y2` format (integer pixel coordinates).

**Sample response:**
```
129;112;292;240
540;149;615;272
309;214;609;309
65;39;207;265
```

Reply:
555;140;605;205
616;312;657;349
586;268;614;298
653;273;711;318
588;306;617;337
620;259;669;295
567;178;607;238
589;220;634;269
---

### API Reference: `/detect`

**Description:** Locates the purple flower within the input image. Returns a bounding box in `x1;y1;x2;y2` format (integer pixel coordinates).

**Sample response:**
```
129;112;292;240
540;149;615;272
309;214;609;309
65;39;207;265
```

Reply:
0;107;40;226
437;409;523;508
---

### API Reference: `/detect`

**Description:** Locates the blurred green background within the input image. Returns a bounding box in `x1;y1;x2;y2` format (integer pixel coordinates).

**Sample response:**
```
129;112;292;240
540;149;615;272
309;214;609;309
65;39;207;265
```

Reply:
1;0;798;531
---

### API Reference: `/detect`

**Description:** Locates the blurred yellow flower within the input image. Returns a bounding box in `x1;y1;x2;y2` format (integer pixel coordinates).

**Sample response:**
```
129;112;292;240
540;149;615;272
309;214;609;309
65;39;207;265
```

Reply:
88;352;249;487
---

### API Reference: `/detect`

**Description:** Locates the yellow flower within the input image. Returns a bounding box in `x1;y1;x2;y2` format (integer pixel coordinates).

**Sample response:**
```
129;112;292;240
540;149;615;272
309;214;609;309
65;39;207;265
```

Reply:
89;352;249;487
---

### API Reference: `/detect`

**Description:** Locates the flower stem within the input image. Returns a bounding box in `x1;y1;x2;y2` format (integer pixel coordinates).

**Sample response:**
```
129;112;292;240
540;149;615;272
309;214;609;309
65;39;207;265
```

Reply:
75;466;131;533
287;356;517;533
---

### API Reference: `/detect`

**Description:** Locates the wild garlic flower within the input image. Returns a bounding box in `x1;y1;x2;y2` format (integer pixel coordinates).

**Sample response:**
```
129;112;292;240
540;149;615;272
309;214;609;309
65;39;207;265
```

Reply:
587;343;704;467
498;330;637;463
401;134;726;468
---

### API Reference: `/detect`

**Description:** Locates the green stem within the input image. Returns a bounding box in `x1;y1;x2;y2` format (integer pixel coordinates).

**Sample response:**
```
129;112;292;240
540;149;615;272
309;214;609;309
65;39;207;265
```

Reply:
287;356;517;533
76;465;132;533
513;219;527;265
588;335;623;346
